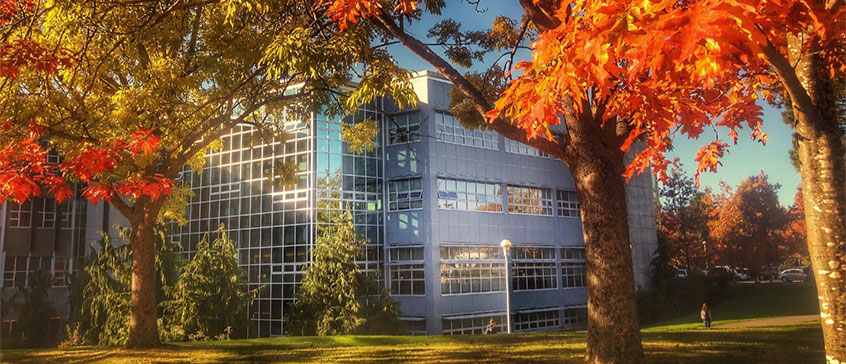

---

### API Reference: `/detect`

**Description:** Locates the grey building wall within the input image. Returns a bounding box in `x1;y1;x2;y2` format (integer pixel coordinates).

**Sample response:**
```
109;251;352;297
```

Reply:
385;71;656;334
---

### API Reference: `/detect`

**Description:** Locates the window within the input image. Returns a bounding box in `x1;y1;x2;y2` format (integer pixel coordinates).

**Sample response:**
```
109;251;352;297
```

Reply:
557;189;580;217
512;247;556;261
2;256;64;288
562;307;588;326
442;314;505;335
42;140;60;164
561;246;585;261
440;245;505;295
60;201;74;229
434;111;498;149
561;247;587;288
389;246;425;295
400;318;426;335
513;262;557;291
511;247;557;291
507;185;553;216
437;177;502;212
388;177;423;211
39;199;56;228
440;245;503;261
8;201;31;228
515;310;560;332
387;111;421;144
3;257;26;288
504;139;549;157
53;257;70;286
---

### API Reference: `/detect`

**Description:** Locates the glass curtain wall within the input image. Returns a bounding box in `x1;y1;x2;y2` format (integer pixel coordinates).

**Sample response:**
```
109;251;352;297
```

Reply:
170;101;385;338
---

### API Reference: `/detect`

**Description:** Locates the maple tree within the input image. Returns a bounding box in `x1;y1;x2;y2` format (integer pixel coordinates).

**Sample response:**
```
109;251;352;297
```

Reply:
708;174;788;278
0;0;416;348
321;0;845;362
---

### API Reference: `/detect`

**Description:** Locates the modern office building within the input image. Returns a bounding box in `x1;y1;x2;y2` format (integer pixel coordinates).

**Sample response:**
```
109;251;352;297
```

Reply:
164;71;657;336
0;71;657;337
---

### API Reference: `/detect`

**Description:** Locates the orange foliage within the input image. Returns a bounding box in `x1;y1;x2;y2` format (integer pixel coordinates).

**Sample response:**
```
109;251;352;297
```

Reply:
0;125;172;205
317;0;418;29
487;0;845;185
708;173;788;271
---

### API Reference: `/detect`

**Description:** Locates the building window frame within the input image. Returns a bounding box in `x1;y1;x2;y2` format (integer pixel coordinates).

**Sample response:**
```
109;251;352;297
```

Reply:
434;111;499;150
388;246;425;296
39;198;56;229
437;177;503;212
8;201;31;228
556;189;580;218
387;111;421;145
439;244;505;295
388;177;423;211
561;246;587;288
507;185;553;216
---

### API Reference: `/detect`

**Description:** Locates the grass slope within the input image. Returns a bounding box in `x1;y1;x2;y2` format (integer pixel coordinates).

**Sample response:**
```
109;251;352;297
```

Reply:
646;283;820;330
0;283;823;364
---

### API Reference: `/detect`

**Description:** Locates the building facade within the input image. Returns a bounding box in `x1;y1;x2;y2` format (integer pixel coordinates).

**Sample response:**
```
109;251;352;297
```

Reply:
0;71;657;337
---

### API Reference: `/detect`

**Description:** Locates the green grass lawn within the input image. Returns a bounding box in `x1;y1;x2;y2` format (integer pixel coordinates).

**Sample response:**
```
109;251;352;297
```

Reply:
0;283;824;364
645;282;820;330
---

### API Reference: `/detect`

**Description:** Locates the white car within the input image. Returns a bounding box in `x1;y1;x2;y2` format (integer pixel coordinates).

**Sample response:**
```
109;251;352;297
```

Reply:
778;269;808;283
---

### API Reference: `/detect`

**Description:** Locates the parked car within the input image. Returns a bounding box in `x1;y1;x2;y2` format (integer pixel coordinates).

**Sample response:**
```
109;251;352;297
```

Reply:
707;267;735;283
734;269;750;281
675;269;689;279
778;268;808;282
757;267;780;281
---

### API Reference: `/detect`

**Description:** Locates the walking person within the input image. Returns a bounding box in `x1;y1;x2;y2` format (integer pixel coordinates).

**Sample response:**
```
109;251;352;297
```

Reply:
701;303;712;329
484;317;496;334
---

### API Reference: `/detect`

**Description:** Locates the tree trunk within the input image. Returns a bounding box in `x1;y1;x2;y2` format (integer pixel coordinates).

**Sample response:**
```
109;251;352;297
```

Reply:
795;106;846;364
125;207;160;348
571;144;645;364
784;33;846;363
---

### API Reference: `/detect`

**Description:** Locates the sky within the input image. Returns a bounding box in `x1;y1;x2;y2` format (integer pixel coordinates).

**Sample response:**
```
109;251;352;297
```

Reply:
385;2;801;207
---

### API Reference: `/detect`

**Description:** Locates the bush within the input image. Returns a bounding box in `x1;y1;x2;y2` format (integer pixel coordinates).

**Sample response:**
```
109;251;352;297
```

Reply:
161;224;256;340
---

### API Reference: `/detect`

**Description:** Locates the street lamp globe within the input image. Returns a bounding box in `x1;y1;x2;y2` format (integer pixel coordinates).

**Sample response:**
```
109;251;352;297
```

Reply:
500;239;512;251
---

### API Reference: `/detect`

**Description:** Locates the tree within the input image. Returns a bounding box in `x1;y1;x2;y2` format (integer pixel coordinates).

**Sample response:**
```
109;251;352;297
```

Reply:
659;164;713;270
14;269;56;347
709;174;788;278
782;187;811;266
0;0;416;348
165;225;257;339
66;228;180;346
287;210;399;336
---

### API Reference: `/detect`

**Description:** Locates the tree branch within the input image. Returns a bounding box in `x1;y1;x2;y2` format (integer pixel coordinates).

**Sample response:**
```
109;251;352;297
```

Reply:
373;9;567;160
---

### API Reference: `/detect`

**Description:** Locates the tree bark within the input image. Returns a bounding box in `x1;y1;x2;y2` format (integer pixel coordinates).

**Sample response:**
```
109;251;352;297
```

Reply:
569;123;645;364
124;202;161;348
784;33;846;363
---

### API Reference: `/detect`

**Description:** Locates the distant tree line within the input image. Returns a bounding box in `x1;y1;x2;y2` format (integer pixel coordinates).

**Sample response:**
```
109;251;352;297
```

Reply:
657;164;809;276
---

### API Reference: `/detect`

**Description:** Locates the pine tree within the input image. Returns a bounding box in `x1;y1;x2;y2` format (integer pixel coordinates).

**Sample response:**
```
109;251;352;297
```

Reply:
288;210;399;335
166;225;256;339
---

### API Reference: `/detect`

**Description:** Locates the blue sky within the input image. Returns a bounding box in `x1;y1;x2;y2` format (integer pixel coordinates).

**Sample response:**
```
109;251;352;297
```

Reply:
385;2;801;207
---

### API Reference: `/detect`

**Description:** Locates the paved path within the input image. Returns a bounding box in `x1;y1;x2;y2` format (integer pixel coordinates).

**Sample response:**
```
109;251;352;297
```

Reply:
719;314;819;328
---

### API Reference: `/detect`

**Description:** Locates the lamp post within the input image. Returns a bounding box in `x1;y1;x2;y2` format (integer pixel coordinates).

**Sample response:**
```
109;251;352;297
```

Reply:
500;239;513;334
703;240;708;270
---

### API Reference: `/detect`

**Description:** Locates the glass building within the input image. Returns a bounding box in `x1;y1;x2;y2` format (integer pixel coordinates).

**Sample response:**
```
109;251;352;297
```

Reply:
167;71;658;337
